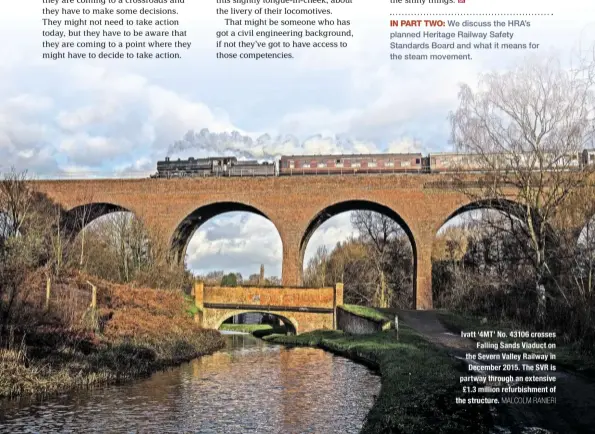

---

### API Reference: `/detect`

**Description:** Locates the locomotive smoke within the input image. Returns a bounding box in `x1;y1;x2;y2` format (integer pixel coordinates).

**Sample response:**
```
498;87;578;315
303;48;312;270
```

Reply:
167;130;270;160
165;129;421;161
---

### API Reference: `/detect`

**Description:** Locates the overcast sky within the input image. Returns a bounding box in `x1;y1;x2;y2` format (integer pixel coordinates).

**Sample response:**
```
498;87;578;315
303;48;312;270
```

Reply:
1;0;594;278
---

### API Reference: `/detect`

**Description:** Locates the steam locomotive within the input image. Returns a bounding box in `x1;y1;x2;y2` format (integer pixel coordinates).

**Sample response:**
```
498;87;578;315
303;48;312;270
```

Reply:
153;157;275;178
151;150;595;178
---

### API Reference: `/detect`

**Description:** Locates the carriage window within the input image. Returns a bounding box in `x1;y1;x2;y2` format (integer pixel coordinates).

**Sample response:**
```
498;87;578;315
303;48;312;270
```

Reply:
336;159;341;164
415;159;420;164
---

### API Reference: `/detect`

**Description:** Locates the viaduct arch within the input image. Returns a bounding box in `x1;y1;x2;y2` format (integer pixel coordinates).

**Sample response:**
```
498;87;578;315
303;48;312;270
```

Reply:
170;201;279;264
61;202;130;235
299;199;417;265
32;174;580;309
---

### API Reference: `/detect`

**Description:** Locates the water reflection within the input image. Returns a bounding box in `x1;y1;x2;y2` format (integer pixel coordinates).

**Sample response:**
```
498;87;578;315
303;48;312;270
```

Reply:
0;334;380;434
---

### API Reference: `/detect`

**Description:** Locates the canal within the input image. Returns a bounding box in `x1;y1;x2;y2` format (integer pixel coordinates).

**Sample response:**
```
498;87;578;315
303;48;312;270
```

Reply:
0;333;381;433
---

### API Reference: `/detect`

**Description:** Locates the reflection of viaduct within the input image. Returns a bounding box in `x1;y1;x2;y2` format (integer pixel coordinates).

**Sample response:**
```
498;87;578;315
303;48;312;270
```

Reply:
33;174;539;310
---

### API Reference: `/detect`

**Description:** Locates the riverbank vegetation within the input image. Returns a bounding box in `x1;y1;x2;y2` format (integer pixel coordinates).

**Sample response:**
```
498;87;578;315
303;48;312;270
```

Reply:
265;328;492;433
303;55;595;366
0;274;225;398
340;304;391;323
435;55;595;358
431;201;595;367
0;173;224;398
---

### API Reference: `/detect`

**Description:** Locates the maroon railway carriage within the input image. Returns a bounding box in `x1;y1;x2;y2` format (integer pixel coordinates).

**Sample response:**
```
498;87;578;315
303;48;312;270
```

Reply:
278;153;423;175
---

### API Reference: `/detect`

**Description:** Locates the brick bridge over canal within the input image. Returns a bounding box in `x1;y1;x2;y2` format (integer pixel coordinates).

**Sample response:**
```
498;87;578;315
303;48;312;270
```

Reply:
193;282;344;334
32;173;580;310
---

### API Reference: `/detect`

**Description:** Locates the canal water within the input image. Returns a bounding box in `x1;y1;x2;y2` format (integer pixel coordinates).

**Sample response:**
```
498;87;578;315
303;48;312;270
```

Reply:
0;333;381;433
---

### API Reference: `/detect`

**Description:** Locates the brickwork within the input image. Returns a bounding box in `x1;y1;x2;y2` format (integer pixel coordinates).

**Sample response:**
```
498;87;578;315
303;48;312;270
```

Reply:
202;285;337;308
194;282;341;333
33;174;512;309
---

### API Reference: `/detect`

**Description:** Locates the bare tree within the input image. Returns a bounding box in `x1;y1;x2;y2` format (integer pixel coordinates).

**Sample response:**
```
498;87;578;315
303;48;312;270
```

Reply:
0;170;66;333
204;270;225;285
78;210;192;290
71;194;95;269
47;206;68;279
304;245;329;287
450;53;595;323
247;274;260;285
264;276;281;286
0;169;35;237
80;211;149;283
0;170;33;333
351;211;405;308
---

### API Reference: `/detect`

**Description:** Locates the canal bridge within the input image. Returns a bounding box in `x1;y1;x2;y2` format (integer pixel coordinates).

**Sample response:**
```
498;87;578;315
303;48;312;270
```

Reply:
193;282;344;334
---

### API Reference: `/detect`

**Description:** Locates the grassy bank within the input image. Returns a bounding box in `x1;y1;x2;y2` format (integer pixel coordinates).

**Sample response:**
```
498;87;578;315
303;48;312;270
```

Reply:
436;310;595;377
219;323;276;333
340;304;390;322
0;274;225;399
264;328;493;434
220;323;288;338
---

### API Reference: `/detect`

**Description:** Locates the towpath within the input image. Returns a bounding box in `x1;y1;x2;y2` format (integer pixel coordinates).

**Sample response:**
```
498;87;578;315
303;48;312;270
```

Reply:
381;309;595;434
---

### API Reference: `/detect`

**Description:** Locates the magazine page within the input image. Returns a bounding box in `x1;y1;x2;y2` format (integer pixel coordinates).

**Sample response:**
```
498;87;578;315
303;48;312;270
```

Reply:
1;0;594;432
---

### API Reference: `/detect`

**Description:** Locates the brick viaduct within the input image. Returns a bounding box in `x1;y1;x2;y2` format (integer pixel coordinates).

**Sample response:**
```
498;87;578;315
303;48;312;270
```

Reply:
33;174;530;310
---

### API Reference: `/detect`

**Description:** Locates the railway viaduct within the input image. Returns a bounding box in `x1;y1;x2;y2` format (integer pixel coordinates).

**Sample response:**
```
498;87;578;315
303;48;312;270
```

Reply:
32;173;550;310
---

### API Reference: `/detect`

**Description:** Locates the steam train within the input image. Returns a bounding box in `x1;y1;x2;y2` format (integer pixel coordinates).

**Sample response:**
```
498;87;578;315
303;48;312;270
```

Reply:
151;150;595;178
154;157;275;177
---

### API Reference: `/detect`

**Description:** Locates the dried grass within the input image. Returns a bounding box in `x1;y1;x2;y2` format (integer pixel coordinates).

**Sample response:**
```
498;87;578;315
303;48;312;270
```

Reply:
0;272;225;399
